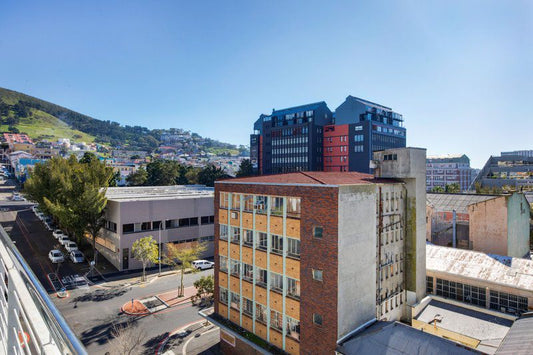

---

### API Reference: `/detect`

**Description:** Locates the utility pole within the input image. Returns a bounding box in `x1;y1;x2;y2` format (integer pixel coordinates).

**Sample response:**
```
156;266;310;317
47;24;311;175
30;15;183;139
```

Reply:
158;223;163;276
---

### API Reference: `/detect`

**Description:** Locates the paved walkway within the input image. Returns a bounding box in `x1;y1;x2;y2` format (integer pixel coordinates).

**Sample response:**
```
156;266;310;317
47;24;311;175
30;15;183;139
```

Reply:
121;285;197;315
158;286;197;307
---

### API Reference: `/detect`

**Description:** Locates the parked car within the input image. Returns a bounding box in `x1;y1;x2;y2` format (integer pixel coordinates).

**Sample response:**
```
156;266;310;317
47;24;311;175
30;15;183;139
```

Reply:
64;241;78;252
53;230;65;239
192;260;214;270
69;250;85;263
58;235;70;246
48;250;64;263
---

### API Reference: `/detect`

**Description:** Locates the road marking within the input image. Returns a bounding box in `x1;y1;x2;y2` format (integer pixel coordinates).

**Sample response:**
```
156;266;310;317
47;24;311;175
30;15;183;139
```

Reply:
155;319;206;355
182;327;218;355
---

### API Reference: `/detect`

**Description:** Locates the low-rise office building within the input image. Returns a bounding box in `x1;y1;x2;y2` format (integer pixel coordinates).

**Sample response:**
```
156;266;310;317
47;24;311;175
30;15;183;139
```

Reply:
426;154;472;192
209;148;427;354
97;185;215;271
473;154;533;190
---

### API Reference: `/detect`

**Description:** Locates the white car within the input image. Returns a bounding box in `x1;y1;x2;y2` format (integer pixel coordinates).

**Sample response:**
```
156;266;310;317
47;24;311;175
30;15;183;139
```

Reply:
58;235;70;246
69;250;85;263
48;250;64;263
64;241;78;252
192;260;214;270
53;230;65;239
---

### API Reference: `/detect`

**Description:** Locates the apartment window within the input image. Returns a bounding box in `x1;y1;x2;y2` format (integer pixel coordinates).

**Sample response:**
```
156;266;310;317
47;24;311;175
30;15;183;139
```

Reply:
270;272;283;293
219;256;228;273
287;277;300;298
201;216;215;224
426;276;433;294
231;193;241;210
243;229;253;247
242;297;253;316
287;238;300;258
243;195;254;212
257;232;267;251
219;224;228;241
105;220;117;233
256;303;267;323
354;145;363;153
490;290;528;315
122;224;134;233
271;234;283;254
256;268;268;287
271;310;283;331
189;217;198;226
287;197;301;218
312;269;323;281
231;227;240;244
313;226;323;238
255;196;268;214
165;219;178;229
230;259;240;277
271;197;284;216
230;292;240;310
219;287;228;304
313;313;323;326
355;125;363;131
242;263;253;282
220;192;229;209
152;221;162;230
286;316;300;340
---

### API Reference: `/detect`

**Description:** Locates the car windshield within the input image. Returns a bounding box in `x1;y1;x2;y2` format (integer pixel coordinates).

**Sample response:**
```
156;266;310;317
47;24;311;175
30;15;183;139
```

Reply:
53;251;61;256
74;251;82;257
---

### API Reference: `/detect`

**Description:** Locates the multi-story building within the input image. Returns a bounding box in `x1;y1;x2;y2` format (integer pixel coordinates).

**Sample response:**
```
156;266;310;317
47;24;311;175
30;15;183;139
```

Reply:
208;147;426;354
97;185;215;271
501;150;533;158
250;102;332;175
250;96;406;175
426;154;473;192
473;154;533;190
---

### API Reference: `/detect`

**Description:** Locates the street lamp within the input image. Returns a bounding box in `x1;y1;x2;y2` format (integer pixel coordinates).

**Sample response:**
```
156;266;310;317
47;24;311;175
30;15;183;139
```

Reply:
158;222;163;276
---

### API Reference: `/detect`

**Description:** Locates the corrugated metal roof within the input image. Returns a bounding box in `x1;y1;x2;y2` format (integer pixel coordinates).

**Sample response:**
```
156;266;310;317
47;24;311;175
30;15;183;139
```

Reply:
426;244;533;291
496;314;533;354
427;193;499;213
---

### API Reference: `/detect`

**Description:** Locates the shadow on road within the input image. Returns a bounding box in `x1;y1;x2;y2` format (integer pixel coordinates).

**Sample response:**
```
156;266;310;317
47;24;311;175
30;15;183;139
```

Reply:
143;331;169;353
71;286;130;304
79;314;141;346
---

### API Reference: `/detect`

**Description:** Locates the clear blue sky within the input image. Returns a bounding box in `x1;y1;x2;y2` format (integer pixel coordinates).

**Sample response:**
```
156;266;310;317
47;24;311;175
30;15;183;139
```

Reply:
1;1;532;168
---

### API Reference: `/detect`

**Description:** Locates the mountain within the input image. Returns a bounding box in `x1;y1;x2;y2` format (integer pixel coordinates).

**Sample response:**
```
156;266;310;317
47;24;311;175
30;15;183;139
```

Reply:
0;87;244;153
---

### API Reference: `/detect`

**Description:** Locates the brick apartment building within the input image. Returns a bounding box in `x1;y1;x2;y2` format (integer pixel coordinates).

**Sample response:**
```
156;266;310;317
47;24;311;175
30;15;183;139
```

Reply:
206;148;427;354
426;154;473;192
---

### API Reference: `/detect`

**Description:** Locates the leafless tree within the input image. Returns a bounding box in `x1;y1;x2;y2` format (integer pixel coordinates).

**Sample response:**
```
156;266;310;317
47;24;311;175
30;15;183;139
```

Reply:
109;321;147;355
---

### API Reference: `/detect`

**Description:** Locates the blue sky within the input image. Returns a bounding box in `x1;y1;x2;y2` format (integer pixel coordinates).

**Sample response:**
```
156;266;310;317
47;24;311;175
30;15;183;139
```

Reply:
1;1;532;168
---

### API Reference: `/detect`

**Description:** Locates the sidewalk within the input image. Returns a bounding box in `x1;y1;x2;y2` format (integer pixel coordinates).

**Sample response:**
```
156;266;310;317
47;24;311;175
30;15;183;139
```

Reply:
121;285;197;315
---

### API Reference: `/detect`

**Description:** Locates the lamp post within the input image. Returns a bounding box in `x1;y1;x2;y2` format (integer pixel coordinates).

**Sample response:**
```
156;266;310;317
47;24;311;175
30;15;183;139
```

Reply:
158;222;163;276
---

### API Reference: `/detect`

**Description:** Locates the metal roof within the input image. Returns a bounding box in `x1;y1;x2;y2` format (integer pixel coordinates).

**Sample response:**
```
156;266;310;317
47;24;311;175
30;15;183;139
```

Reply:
426;244;533;291
105;185;213;201
496;313;533;355
427;193;499;213
337;321;476;355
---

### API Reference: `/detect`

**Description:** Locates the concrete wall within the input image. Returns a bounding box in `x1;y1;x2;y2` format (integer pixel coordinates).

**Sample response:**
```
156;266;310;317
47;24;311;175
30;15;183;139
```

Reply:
469;196;508;256
337;184;377;339
506;193;530;258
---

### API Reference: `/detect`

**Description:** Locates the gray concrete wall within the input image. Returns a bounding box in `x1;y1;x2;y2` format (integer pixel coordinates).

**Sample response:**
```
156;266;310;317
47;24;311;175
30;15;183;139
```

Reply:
337;184;377;339
507;193;530;258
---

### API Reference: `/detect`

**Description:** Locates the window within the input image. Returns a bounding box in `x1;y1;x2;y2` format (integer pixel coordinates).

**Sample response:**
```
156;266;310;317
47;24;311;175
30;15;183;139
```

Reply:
271;310;283;331
270;272;283;292
287;277;300;298
219;224;228;241
242;297;253;316
256;303;267;323
257;232;267;251
201;216;215;224
287;197;301;217
230;259;240;277
166;219;179;229
490;290;528;315
354;134;364;142
255;196;268;214
312;269;323;281
271;234;283;254
256;268;268;287
220;192;229;209
231;227;240;244
230;292;240;310
189;217;198;226
243;229;253;246
242;263;253;282
426;276;433;294
123;224;134;233
231;193;241;210
313;313;323;325
355;125;363;131
354;145;363;153
286;316;300;340
219;287;228;304
287;238;300;258
219;256;228;273
313;226;323;238
271;197;283;216
105;220;117;232
152;221;162;230
243;195;254;212
141;222;151;231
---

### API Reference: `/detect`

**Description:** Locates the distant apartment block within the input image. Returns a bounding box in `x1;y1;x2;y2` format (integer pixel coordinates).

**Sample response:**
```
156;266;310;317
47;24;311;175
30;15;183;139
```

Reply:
209;148;426;354
250;96;406;175
426;154;472;192
426;192;530;257
98;186;215;271
473;154;533;190
501;150;533;158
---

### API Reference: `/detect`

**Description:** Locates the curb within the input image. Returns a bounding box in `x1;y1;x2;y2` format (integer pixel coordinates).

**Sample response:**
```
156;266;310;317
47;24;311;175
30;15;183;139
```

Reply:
120;300;150;316
155;320;207;355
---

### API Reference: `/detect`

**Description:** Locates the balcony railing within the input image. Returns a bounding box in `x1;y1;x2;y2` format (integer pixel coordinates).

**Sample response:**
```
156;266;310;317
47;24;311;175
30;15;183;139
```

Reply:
0;225;87;355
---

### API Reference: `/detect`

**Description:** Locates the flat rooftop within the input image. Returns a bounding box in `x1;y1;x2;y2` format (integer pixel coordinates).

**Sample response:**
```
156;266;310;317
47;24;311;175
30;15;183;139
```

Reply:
427;193;499;213
337;320;476;355
415;299;512;354
427;244;533;291
105;185;213;201
219;171;398;186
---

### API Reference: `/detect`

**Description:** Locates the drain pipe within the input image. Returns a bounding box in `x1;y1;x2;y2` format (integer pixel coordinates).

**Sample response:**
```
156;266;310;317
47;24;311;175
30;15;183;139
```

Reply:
452;209;457;248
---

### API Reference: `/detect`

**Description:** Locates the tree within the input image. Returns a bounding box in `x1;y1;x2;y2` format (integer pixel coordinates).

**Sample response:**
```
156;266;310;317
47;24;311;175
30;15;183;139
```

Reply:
80;152;99;164
236;159;254;177
192;275;214;306
131;236;158;282
431;186;445;193
164;243;206;297
198;165;229;187
126;167;148;186
445;183;460;193
110;320;147;355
